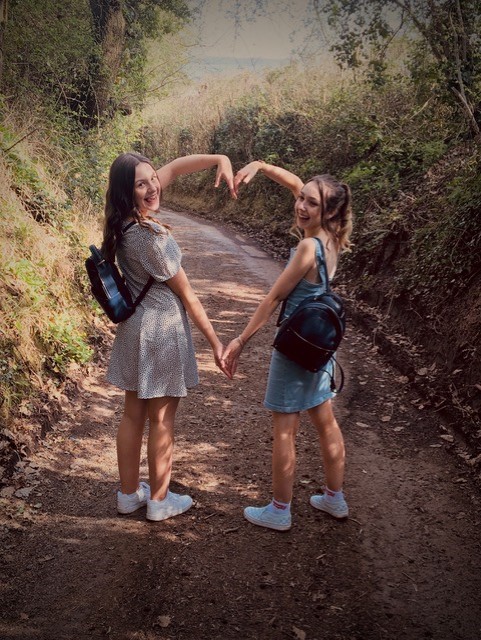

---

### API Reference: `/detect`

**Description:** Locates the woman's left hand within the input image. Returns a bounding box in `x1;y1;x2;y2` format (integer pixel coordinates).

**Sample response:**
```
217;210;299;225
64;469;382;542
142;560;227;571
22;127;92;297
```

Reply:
215;156;237;199
234;161;261;193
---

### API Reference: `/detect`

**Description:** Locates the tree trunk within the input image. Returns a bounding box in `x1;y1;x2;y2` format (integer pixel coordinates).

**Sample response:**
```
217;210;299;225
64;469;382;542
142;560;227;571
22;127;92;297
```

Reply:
0;0;8;86
87;0;126;122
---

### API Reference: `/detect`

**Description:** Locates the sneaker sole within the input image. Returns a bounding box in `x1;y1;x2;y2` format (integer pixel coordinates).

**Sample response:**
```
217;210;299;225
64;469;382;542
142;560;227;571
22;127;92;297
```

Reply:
117;502;147;515
309;497;348;519
244;511;292;531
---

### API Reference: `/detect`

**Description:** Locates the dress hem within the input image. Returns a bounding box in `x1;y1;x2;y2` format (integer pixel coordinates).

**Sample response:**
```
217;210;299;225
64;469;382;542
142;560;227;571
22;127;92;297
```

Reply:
106;380;197;399
263;390;335;413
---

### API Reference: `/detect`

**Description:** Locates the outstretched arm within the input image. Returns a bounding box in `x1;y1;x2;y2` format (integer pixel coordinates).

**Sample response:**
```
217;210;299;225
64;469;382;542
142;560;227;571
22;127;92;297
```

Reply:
223;238;317;377
166;267;231;378
234;160;304;198
156;154;236;199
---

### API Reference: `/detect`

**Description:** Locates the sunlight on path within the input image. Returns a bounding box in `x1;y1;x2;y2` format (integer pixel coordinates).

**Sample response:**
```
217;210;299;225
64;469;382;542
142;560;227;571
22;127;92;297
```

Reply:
1;208;481;640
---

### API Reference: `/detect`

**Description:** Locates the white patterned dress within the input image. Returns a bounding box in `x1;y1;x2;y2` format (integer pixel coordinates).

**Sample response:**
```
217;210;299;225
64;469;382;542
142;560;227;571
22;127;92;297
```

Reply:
106;219;199;398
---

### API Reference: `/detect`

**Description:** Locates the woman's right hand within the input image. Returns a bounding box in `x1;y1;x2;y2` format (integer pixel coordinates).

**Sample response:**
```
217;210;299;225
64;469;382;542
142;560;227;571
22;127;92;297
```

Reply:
222;337;245;378
213;342;232;379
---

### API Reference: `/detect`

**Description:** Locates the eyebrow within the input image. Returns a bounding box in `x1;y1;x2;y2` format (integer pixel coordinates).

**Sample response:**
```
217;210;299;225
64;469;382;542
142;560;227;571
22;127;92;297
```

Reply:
135;172;156;183
300;191;320;204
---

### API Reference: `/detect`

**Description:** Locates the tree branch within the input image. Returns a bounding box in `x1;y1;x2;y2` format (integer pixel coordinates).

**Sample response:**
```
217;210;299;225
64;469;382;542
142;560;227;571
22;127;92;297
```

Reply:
390;0;444;62
2;127;39;153
450;85;481;138
449;11;480;138
455;0;467;63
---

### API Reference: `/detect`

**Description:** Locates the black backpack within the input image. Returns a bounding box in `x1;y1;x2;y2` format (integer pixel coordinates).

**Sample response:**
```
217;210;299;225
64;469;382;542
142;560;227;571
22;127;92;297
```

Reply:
85;222;154;324
273;237;345;392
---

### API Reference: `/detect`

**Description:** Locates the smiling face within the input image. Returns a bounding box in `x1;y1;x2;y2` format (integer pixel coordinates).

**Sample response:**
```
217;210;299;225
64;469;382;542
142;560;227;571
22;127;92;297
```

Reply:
133;162;161;215
294;181;323;235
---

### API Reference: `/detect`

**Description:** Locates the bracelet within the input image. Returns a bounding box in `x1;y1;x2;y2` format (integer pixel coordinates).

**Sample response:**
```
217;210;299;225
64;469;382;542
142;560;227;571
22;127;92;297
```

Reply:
237;335;246;348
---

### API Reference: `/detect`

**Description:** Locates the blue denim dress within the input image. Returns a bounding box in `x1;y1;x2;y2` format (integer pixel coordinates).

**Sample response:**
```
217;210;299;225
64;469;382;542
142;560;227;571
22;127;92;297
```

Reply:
264;239;336;413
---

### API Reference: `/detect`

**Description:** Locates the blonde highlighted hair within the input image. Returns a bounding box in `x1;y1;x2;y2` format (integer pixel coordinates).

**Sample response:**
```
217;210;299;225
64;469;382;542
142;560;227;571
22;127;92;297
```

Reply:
290;174;353;252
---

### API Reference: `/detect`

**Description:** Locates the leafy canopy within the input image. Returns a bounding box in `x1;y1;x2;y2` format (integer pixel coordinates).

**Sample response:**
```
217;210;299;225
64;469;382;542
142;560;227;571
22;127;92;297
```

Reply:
315;0;481;138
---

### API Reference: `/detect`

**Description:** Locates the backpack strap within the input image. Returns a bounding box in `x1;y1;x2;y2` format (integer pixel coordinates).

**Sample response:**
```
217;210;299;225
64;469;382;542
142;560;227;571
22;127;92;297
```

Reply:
121;220;155;305
325;354;345;394
122;220;137;233
314;238;345;392
313;237;331;293
276;237;329;326
133;275;155;307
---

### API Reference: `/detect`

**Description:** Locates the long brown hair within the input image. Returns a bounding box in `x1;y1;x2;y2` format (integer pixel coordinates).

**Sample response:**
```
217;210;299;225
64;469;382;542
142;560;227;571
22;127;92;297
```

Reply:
290;174;353;252
101;152;167;263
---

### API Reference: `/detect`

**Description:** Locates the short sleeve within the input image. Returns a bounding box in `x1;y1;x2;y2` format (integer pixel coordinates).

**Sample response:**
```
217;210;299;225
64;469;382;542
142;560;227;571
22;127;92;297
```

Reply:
137;229;181;282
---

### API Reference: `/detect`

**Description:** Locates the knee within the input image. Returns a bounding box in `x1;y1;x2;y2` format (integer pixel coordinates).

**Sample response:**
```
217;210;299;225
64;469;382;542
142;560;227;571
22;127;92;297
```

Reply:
121;411;146;431
314;412;339;436
327;438;345;459
148;416;175;435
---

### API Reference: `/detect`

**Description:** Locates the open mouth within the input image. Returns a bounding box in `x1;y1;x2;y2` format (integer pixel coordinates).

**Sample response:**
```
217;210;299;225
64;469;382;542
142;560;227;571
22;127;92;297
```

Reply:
144;194;159;208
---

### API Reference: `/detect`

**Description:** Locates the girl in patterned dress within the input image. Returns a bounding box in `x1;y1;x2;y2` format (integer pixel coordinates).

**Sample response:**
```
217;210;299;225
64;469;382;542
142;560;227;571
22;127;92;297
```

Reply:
223;161;353;531
102;152;234;521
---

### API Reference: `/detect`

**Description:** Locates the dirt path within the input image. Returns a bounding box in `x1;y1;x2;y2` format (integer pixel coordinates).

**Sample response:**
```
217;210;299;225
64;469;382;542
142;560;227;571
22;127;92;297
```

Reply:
1;209;481;640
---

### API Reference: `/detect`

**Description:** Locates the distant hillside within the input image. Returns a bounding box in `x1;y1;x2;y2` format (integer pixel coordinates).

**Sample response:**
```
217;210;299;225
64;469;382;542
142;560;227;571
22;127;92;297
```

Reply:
186;55;291;80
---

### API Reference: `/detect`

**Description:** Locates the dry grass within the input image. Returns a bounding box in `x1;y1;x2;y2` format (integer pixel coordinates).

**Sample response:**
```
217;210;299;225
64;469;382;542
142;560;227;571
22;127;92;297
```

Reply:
142;63;354;161
0;121;100;427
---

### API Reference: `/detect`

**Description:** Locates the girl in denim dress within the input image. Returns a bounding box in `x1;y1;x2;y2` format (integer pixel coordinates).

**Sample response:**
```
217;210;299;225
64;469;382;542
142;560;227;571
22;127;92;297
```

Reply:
223;161;353;531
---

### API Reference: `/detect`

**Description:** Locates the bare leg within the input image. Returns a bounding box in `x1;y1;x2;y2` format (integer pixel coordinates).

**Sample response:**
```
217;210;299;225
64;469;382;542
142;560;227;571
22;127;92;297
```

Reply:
272;411;300;503
307;400;345;491
147;396;180;501
117;390;148;495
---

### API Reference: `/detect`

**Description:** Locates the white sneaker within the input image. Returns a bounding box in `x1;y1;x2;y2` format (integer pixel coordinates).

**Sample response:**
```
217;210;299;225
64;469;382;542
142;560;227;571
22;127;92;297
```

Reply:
146;491;193;522
310;493;349;519
117;481;150;514
244;504;292;531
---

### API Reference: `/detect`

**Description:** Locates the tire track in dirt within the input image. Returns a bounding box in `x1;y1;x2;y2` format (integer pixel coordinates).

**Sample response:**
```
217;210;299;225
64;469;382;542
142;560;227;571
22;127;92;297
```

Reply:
1;208;480;640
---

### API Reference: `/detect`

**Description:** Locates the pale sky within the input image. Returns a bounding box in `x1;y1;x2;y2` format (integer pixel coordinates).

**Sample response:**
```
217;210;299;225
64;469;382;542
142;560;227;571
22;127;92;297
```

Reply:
188;0;328;61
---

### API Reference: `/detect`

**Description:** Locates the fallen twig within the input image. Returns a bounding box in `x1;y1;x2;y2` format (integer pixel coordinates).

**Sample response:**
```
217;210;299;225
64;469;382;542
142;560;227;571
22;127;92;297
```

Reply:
222;526;241;534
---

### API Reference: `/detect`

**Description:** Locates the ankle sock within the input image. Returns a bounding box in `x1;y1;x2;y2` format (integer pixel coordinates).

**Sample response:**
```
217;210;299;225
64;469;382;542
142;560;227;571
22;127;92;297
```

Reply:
267;498;291;515
325;487;344;503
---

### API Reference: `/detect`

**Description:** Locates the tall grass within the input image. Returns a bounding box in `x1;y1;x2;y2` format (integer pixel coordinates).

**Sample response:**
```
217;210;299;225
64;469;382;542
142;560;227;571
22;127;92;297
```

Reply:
0;114;99;429
142;63;352;163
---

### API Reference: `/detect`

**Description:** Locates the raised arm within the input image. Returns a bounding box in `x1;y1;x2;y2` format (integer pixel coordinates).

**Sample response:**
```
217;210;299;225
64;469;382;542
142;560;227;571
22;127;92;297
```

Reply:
234;160;304;198
156;154;236;198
